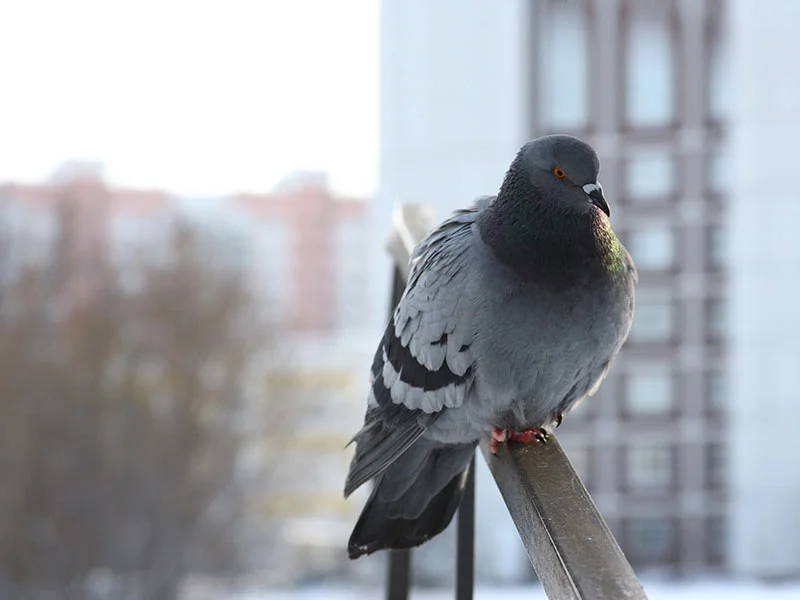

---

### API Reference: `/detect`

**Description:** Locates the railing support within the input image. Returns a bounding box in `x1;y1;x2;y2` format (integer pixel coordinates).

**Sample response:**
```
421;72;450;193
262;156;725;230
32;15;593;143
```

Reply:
386;549;412;600
455;455;476;600
384;260;415;600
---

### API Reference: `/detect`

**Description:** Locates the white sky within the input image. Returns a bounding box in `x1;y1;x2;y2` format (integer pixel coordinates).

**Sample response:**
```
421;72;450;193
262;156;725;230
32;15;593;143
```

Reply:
0;0;378;197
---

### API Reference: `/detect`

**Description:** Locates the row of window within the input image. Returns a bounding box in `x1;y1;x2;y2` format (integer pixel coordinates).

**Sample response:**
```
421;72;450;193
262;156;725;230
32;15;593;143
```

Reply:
567;442;727;492
621;224;726;271
537;0;728;131
619;150;728;201
628;294;726;343
624;369;726;416
628;443;726;490
564;369;727;419
622;515;727;566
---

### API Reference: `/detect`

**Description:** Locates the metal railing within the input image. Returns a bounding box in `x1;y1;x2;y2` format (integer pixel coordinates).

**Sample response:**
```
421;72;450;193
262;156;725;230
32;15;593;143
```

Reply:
383;205;648;600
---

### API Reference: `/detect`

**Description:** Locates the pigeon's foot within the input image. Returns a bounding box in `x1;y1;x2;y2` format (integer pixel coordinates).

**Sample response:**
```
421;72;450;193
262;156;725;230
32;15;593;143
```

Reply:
489;427;508;454
489;426;549;454
508;427;549;445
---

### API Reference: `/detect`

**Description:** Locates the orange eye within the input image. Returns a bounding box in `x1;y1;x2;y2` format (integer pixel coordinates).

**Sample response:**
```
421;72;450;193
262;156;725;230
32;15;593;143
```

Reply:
553;167;566;179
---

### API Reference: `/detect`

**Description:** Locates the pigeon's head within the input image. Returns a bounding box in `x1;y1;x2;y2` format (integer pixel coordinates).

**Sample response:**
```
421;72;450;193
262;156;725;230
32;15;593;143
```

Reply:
479;135;621;276
502;134;609;217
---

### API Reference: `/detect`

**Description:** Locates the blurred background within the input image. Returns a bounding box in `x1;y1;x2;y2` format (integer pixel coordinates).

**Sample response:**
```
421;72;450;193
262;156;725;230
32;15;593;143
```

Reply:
0;0;798;599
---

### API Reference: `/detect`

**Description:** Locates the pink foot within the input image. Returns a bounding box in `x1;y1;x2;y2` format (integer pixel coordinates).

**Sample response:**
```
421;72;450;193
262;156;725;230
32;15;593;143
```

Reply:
507;427;549;445
489;427;507;454
489;426;549;454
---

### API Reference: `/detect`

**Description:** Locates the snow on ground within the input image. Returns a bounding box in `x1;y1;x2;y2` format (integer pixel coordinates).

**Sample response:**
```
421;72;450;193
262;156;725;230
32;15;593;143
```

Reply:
255;578;800;600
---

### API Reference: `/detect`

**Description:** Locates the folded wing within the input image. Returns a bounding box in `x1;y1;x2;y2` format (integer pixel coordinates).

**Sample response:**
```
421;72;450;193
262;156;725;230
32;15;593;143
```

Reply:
344;199;490;496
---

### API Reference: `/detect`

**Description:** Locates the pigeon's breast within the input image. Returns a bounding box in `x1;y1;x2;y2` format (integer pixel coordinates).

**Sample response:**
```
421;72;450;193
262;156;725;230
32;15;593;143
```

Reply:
465;237;634;431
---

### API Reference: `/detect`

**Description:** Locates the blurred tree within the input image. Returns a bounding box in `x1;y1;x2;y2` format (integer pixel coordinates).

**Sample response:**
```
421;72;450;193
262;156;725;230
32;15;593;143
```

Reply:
0;211;266;599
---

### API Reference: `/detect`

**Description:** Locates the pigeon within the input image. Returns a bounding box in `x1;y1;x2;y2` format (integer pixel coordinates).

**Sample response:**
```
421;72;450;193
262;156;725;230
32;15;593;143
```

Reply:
344;134;636;559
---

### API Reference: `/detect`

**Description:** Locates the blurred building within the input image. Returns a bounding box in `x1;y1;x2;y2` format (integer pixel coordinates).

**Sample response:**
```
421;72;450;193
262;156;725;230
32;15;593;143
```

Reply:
178;175;374;584
231;171;369;333
238;330;374;585
0;167;369;334
375;0;800;581
0;166;374;583
0;161;173;310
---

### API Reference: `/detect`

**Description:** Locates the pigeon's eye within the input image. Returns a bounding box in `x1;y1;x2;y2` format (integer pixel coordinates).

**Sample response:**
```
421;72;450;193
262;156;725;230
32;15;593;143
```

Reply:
553;167;566;179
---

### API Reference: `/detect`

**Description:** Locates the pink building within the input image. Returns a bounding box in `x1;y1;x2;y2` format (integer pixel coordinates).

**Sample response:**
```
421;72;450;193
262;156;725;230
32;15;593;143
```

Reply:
234;172;367;333
0;166;369;333
0;163;171;309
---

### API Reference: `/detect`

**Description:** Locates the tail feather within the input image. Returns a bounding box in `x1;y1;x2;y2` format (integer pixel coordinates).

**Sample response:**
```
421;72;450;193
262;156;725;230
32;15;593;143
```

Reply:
347;440;476;559
343;411;428;498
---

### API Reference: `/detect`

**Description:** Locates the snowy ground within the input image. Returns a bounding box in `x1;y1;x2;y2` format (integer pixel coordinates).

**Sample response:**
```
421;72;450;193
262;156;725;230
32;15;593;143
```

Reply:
255;578;800;600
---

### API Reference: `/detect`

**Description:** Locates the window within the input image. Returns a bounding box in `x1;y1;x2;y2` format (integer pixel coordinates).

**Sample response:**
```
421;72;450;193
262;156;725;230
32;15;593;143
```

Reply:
625;151;676;200
706;226;726;268
707;2;729;122
706;370;727;412
626;517;677;563
706;298;726;341
624;1;676;127
627;224;675;270
625;369;674;415
629;292;675;342
706;444;726;488
627;443;673;488
539;0;590;130
707;516;727;564
708;150;730;195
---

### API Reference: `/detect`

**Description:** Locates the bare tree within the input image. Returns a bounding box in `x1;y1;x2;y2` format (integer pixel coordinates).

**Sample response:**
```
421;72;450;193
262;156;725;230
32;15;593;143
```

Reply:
0;213;266;599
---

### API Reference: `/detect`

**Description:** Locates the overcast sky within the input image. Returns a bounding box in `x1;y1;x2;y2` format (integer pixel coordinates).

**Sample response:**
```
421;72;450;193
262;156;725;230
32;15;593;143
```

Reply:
0;0;378;197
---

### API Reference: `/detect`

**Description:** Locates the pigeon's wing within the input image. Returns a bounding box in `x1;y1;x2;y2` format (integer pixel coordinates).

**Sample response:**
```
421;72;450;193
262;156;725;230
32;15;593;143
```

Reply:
344;199;488;497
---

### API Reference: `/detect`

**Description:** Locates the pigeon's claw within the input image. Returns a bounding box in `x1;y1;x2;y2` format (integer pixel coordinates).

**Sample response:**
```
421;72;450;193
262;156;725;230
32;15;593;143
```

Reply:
507;427;549;445
489;427;508;454
554;413;563;428
489;426;549;453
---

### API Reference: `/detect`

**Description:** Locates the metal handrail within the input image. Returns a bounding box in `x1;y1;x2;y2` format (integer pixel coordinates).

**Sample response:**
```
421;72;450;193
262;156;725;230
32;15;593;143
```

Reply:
383;204;648;600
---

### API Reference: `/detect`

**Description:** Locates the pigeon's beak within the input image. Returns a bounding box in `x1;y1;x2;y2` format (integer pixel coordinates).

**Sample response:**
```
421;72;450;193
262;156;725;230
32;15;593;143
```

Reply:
582;183;610;217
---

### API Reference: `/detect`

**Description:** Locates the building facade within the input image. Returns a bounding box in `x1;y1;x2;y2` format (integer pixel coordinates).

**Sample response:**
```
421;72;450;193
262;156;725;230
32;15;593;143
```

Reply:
532;0;729;576
232;172;368;334
0;168;368;335
378;0;798;579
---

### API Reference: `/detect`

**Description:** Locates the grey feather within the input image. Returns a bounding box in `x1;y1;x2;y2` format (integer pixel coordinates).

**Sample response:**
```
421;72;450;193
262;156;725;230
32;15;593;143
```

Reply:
344;404;437;497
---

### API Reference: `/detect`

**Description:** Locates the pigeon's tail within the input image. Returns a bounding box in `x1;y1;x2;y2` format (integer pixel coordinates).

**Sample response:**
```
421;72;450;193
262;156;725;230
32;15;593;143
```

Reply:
347;440;477;559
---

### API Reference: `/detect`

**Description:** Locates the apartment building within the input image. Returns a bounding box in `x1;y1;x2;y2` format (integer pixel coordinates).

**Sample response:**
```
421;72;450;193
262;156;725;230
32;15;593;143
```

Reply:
379;0;799;579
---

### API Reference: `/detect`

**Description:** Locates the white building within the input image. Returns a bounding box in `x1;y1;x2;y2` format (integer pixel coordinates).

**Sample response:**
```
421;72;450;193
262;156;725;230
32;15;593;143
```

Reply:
377;0;800;581
728;0;800;580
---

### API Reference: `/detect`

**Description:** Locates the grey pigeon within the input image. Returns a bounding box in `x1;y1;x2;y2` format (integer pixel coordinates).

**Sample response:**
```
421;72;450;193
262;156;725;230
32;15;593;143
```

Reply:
344;135;636;559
